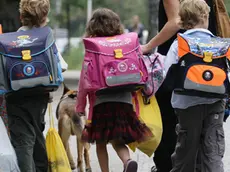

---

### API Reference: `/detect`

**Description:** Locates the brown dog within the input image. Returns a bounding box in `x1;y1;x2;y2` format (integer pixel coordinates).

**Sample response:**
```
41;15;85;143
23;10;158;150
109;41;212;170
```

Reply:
56;84;91;172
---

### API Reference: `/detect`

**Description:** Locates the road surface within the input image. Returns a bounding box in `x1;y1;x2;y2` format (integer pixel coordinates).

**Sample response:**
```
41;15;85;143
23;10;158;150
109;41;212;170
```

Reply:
43;78;230;172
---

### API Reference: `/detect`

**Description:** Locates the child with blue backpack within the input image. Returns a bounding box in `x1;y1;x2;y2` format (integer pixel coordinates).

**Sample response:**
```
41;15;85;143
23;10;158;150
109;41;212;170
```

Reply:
164;0;227;172
4;0;67;172
76;8;152;172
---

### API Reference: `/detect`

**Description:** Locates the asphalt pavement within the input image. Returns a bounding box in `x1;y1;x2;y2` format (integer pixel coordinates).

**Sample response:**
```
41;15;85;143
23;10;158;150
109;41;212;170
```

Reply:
43;71;230;172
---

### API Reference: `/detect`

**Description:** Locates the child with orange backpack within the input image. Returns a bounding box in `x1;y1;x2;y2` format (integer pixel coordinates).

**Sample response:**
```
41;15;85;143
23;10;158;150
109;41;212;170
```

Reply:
76;8;152;172
164;0;228;171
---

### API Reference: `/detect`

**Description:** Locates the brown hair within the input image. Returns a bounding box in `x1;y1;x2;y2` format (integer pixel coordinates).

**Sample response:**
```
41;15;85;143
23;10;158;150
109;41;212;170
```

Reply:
85;8;124;37
179;0;210;30
19;0;50;27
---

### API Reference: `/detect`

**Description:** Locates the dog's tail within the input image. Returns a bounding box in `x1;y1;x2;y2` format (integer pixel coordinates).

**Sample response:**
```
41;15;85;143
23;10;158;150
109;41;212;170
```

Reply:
58;114;73;137
71;115;84;136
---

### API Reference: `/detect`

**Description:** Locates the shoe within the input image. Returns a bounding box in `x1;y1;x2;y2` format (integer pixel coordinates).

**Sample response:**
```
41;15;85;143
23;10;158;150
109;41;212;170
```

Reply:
151;166;158;172
124;159;138;172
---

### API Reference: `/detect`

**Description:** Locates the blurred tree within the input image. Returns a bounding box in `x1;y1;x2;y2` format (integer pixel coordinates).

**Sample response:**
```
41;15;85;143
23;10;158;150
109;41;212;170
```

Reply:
225;0;230;15
50;0;148;37
2;0;228;35
147;0;159;50
93;0;148;29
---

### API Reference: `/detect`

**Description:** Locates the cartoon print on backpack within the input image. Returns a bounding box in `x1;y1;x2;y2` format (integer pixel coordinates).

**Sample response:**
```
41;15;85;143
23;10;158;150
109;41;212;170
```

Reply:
11;35;38;48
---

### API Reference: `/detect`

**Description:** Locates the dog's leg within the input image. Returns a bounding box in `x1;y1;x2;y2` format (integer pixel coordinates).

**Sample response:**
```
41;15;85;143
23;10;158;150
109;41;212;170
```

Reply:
84;143;92;172
58;115;76;170
73;117;91;172
77;138;84;172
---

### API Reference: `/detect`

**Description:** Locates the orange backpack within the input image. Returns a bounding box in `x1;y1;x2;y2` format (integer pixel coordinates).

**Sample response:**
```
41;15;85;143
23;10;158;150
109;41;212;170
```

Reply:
173;33;230;98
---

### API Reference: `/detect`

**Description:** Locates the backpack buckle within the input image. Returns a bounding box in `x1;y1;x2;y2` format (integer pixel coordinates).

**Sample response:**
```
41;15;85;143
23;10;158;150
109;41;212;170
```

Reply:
114;49;123;58
203;52;213;63
22;50;32;61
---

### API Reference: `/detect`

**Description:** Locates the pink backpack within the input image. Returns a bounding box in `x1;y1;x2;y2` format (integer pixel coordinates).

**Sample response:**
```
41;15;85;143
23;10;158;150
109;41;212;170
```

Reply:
82;32;148;95
141;53;164;104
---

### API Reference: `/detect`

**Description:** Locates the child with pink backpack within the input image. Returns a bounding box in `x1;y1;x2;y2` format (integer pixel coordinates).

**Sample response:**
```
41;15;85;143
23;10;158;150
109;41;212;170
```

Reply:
76;8;153;172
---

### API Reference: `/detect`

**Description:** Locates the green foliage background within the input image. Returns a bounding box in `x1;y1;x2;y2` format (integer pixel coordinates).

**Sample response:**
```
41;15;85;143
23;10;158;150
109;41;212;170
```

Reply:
49;0;148;37
226;0;230;16
1;0;229;70
48;0;230;70
49;0;149;70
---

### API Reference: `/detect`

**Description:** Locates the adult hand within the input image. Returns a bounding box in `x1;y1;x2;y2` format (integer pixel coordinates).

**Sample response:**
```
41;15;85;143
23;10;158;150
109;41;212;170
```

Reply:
141;43;152;54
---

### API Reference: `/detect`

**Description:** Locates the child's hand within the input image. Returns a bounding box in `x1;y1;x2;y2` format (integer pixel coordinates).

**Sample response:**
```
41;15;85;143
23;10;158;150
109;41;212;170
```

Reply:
224;98;230;122
48;93;53;103
77;112;85;116
72;112;85;123
224;109;229;122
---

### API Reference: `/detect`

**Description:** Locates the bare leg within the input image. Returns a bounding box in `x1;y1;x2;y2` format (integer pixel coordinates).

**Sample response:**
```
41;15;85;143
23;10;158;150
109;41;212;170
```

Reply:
112;140;138;172
96;143;109;172
111;140;130;164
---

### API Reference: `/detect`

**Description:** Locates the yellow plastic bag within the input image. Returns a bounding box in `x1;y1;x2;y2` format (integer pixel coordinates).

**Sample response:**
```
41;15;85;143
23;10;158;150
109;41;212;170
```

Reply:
129;91;163;157
46;103;71;172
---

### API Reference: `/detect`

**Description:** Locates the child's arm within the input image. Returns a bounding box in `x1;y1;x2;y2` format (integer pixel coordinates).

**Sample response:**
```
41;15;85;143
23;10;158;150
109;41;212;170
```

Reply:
164;41;178;75
75;68;87;113
142;0;180;53
57;51;68;72
53;44;68;72
49;46;68;103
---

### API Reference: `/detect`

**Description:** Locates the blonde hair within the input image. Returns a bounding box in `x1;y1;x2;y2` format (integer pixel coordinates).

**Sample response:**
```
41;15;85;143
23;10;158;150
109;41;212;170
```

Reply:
19;0;50;27
179;0;210;30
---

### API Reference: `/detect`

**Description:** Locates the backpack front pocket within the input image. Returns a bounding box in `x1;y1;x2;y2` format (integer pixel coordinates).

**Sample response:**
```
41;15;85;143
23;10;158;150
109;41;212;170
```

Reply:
10;61;52;91
183;64;226;94
83;58;100;90
103;58;142;87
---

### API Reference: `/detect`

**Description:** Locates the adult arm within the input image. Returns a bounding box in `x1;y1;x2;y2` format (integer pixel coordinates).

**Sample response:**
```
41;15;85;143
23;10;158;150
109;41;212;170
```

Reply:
142;0;181;54
57;52;68;72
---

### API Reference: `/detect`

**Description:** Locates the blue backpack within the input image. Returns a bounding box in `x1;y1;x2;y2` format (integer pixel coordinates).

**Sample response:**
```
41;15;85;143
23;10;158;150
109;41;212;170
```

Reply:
0;26;63;96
